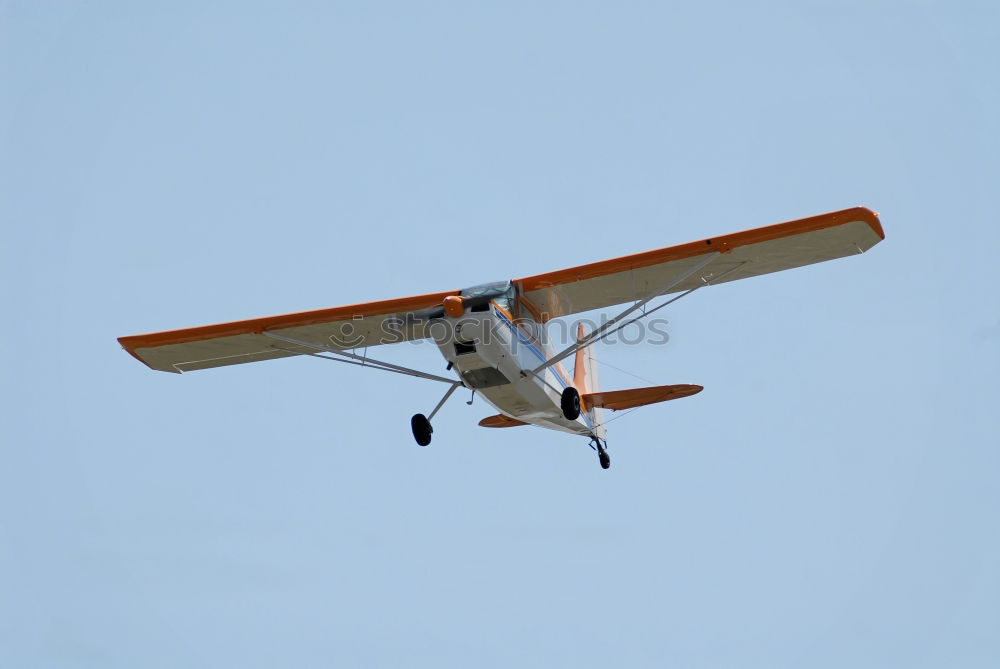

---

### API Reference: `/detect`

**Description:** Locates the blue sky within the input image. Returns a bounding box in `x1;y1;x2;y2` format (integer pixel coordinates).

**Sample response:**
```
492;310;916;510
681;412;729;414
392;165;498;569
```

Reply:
2;1;998;666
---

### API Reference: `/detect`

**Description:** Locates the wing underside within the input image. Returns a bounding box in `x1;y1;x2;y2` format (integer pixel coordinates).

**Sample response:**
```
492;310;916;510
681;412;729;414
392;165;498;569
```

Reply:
118;291;457;373
515;207;884;320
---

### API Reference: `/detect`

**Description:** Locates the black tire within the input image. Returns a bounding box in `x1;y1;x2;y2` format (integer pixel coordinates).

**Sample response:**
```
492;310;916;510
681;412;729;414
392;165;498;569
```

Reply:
599;448;611;470
411;413;432;446
561;387;581;420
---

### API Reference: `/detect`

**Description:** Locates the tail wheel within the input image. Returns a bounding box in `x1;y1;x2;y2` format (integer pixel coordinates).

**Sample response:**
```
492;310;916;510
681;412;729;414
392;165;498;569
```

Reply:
411;413;432;446
561;387;581;420
598;446;611;470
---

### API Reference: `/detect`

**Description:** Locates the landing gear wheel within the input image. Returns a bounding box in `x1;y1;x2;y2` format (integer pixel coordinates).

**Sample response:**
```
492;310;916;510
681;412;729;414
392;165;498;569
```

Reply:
411;413;432;446
598;445;611;470
561;387;581;420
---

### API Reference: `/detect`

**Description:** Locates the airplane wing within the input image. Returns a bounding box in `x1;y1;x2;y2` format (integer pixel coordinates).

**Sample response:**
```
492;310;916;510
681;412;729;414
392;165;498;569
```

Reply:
118;290;458;373
514;207;884;320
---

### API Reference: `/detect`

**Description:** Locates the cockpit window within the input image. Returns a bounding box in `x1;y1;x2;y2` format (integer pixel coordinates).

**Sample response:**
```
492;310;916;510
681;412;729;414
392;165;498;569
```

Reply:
493;285;515;314
460;280;510;300
460;280;514;314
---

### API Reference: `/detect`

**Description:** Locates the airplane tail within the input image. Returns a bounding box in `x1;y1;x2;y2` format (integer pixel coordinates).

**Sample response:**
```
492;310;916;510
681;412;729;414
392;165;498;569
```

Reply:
573;323;704;441
574;323;607;440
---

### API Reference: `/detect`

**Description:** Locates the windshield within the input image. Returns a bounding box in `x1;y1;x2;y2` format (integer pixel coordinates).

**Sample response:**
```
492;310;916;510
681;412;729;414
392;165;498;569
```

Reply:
460;280;514;313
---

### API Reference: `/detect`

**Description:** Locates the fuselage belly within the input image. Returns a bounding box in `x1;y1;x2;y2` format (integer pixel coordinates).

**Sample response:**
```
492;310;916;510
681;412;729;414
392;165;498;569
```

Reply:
434;304;593;437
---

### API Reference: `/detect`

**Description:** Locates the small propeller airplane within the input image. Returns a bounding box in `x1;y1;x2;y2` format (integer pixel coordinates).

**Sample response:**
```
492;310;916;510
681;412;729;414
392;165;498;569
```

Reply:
119;206;884;469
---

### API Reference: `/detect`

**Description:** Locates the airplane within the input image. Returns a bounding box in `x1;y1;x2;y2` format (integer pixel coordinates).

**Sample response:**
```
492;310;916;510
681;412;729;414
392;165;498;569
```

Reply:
118;206;884;469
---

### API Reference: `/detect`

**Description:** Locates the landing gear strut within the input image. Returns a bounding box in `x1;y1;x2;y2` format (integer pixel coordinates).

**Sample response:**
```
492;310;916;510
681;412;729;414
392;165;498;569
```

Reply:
412;382;461;447
589;437;610;470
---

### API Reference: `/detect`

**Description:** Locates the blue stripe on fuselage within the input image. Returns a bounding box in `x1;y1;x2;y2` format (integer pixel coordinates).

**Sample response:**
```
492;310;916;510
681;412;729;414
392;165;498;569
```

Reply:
491;305;593;430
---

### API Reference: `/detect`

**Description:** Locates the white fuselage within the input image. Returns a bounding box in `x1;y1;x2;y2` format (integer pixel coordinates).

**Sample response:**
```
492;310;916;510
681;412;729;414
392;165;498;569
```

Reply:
433;302;596;437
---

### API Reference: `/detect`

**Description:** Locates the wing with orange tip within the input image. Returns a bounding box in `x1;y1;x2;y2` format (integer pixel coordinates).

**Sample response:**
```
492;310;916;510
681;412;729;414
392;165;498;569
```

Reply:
514;207;884;320
118;290;458;373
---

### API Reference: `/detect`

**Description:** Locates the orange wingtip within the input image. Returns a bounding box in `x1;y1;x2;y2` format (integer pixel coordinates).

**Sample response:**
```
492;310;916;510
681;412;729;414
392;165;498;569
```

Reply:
516;207;882;292
583;384;703;411
478;414;530;428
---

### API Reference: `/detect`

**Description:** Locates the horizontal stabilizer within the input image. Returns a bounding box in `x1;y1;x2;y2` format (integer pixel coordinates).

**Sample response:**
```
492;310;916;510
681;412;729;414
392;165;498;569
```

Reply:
478;414;530;428
583;384;703;411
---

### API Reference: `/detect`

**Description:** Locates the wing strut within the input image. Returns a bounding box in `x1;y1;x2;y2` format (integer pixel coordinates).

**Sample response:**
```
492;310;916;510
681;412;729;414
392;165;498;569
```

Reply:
530;251;728;374
262;331;459;385
427;382;463;420
530;252;743;376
